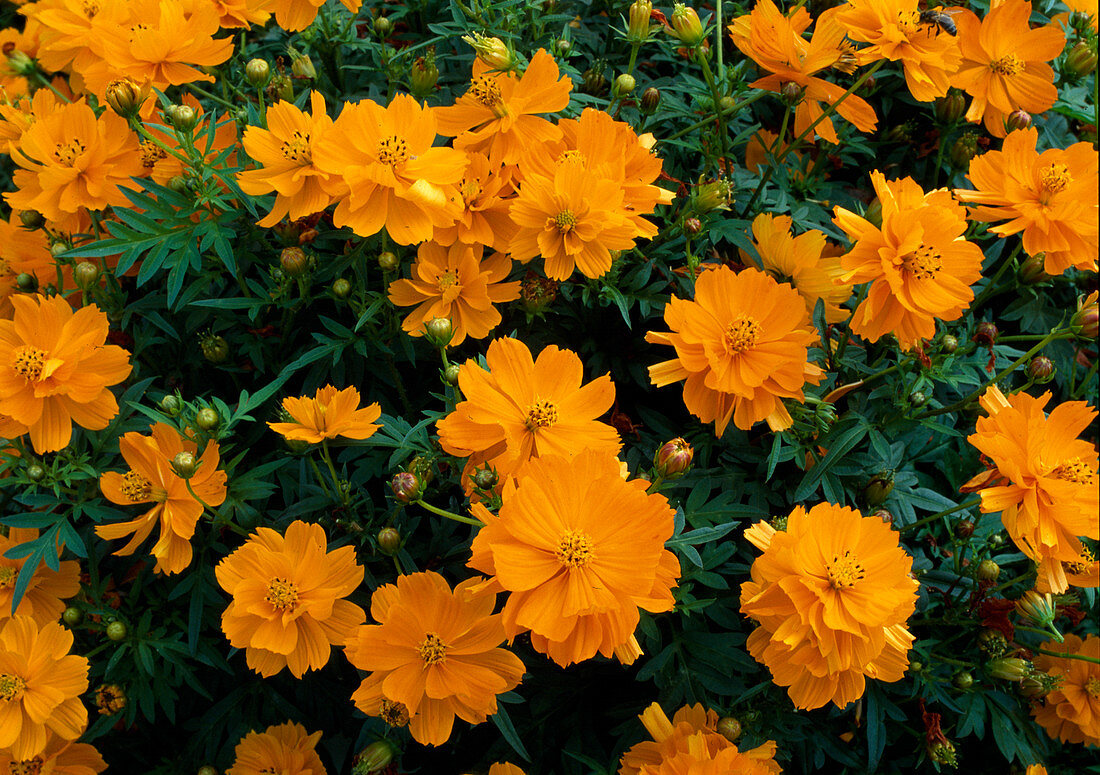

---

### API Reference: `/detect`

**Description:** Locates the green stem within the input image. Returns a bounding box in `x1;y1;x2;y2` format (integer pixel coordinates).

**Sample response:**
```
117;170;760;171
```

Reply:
696;49;728;168
414;499;483;526
971;242;1023;310
129;120;192;166
32;71;72;103
899;497;981;534
663;91;767;142
646;474;667;494
319;440;349;506
626;43;641;77
186;83;238;112
1034;646;1100;664
307;455;336;501
715;0;724;82
1018;625;1063;644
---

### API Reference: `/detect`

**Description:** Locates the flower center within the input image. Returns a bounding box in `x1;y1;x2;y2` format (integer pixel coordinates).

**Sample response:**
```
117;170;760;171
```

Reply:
558;149;586;166
0;673;26;701
1086;676;1100;699
525;399;558;429
902;245;942;280
724;317;761;353
53;139;86;166
1067;547;1096;576
833;40;858;74
418;632;447;665
469;76;507;116
0;567;15;589
265;578;299;611
82;0;100;17
551;210;577;233
11;345;47;382
1051;457;1095;485
990;54;1024;76
140;140;167;168
281;130;311;165
436;269;459;291
120;470;153;502
1038;163;1071;195
556;530;596;567
376;136;411;166
379;698;410;727
9;758;42;775
826;550;866;588
460;178;482;204
896;10;921;34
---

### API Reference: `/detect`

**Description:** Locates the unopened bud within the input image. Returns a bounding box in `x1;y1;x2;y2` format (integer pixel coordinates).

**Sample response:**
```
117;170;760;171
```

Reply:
374;16;392;35
582;64;607;95
872;508;893;524
716;717;741;742
628;0;653;42
73;262;100;291
1070;293;1098;339
683;216;702;235
443;363;461;385
26;463;46;482
472;466;498;491
200;334;230;364
954;519;974;538
167;175;189;193
640;86;661;113
909;390;928;407
424;317;454;347
165;104;198;132
987;657;1030;682
390;472;421;504
245;59;271;88
353;740;396;774
669;4;706;47
410;51;440;98
378;251;398;271
171;451;198;479
934;90;966;124
973;321;998;346
950;132;979;168
195;407;220;430
1004;109;1031;133
654;438;694;478
1017;252;1050;285
555;39;572;54
1065;41;1098;78
104;78;145;119
462;33;513;70
5;49;35;76
280;246;308;277
18;210;44;230
1027;355;1054;383
376;527;401;555
863;470;894;506
290;52;317;80
1015;590;1056;629
15;273;37;292
952;670;974;690
863;198;883;228
780;81;805;105
941;334;958;353
976;559;1000;582
692;179;732;213
332;278;352;299
614;73;636;96
160;394;182;415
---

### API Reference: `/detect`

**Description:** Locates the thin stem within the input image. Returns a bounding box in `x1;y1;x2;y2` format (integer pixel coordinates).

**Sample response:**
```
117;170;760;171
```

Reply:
186;83;238;112
32;72;72;103
696;49;728;167
1018;624;1063;644
715;0;724;82
1034;646;1100;664
899;497;982;534
663;91;767;142
414;499;483;526
319;440;349;507
971;242;1023;310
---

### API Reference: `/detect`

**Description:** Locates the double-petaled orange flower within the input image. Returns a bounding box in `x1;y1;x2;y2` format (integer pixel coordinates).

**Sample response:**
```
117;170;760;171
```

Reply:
4;100;143;229
833;171;984;350
0;616;89;760
217;520;365;679
619;703;781;775
96;423;227;575
267;385;382;445
0;294;131;454
741;503;919;710
0;528;80;626
312;94;468;245
436;49;572;166
468;450;680;667
742;213;851;323
646;266;824;435
955;128;1098;275
962;386;1099;594
268;0;361;32
25;0;132;77
238;91;336;228
0;729;107;774
950;0;1065;136
729;1;877;144
837;0;962;101
0;213;54;320
436;337;621;490
344;571;525;746
430;152;518;251
388;242;520;345
1031;633;1100;747
227;721;327;775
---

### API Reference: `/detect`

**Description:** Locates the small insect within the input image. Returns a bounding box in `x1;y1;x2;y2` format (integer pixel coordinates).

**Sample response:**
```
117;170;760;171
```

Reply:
918;8;960;36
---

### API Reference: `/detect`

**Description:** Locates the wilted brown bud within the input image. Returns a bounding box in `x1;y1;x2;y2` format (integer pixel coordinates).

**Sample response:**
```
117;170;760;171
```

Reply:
245;58;271;88
654;438;694;478
104;78;145;119
521;272;559;313
94;684;127;715
972;321;998;347
268;74;294;103
390;472;421;504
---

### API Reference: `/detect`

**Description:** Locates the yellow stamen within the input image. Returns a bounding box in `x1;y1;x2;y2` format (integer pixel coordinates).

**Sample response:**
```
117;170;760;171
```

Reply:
902;245;942;280
0;567;16;589
525;399;558;429
11;345;47;382
1051;457;1095;485
417;632;447;665
0;673;26;702
120;470;153;502
826;550;866;588
436;269;459;291
551;210;577;234
265;578;299;610
724;317;761;353
376;136;411;166
990;54;1024;77
556;530;596;567
1038;163;1071;196
281;130;312;164
468;76;507;117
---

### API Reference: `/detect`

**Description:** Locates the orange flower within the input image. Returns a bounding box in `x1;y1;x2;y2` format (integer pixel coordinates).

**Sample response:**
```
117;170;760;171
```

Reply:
95;423;227;575
468;450;680;667
436;49;572;166
0;212;54;319
950;0;1065;137
227;721;327;775
312;94;468;245
436;337;620;490
0;29;33;99
837;0;962;101
216;520;365;678
0;616;88;760
238;91;336;228
4;99;143;228
485;765;525;775
962;386;1099;594
740;504;919;710
1031;633;1100;747
431;152;518;252
619;703;781;775
729;1;878;144
388;242;520;346
955;127;1098;275
0;528;80;626
0;295;131;454
211;0;271;28
24;0;131;77
267;0;361;32
832;171;984;350
267;385;382;445
344;571;525;746
646;266;824;435
742;213;851;324
0;730;107;774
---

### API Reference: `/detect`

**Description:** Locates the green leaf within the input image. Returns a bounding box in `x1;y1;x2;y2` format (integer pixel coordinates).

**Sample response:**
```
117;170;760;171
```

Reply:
490;702;531;762
792;421;868;501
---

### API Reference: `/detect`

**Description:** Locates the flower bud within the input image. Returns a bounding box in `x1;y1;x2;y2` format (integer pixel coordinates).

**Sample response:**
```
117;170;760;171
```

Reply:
374;16;392;35
909;390;928;407
280;246;308;277
582;64;607;95
972;321;998;346
463;33;513;70
950;132;978;167
683;216;702;235
1070;292;1098;339
670;4;706;47
987;657;1030;682
472;466;498;491
977;559;1000;581
105;78;146;120
952;670;974;690
245;58;271;88
167;175;189;193
863;198;883;228
716;716;741;742
378;251;399;271
780;81;805;105
872;508;893;524
628;0;653;42
165;104;198;132
954;519;974;538
863;470;894;506
195;407;220;430
614;73;636;96
95;684;127;715
62;606;83;626
654;438;694;478
353;740;396;774
197;767;218;775
26;463;46;482
424;317;454;347
171;451;199;479
376;527;401;555
443;363;461;385
290;52;317;80
50;242;70;259
933;90;966;123
73;262;100;291
15;273;37;292
692;179;732;213
5;49;35;77
268;74;294;103
940;334;958;353
18;210;44;230
390;472;421;504
332;278;352;299
105;620;128;641
160;394;182;415
556;39;572;54
1016;252;1050;285
1065;41;1098;78
1004;109;1031;133
641;86;661;113
410;51;439;98
1015;590;1056;629
1027;355;1054;384
200;333;230;364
